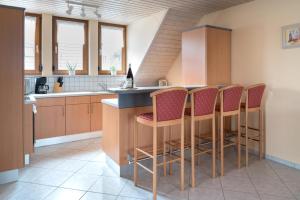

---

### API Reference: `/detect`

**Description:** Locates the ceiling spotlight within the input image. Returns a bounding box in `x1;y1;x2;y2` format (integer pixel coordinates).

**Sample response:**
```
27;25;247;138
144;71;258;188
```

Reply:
94;8;101;18
66;1;73;15
80;6;86;17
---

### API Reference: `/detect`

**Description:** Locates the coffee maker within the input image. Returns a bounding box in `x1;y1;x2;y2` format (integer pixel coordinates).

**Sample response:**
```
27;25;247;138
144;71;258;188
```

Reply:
35;77;49;94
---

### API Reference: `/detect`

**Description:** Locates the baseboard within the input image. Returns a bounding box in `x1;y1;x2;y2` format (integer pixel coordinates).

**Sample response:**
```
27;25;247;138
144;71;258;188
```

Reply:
266;154;300;170
35;131;102;147
246;147;300;170
0;169;18;185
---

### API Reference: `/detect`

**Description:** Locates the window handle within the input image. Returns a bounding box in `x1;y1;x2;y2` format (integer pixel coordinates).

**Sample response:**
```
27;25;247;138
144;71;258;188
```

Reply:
55;45;58;54
35;45;39;54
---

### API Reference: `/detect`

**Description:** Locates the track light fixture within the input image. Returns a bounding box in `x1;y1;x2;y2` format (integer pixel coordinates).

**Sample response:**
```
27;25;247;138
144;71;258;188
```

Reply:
65;0;100;19
66;2;73;15
94;8;101;18
80;6;86;17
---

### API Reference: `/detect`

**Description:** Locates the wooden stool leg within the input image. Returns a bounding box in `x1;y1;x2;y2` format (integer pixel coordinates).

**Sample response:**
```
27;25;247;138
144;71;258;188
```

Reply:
245;111;249;166
153;127;157;200
191;118;195;187
259;109;264;160
237;113;241;169
134;118;138;186
212;117;216;178
217;114;220;161
220;115;224;176
169;127;173;175
180;120;185;191
163;127;167;176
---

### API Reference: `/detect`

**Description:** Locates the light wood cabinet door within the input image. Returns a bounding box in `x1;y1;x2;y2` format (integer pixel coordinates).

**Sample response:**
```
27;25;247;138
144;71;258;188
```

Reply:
66;104;91;135
35;106;66;139
91;103;102;131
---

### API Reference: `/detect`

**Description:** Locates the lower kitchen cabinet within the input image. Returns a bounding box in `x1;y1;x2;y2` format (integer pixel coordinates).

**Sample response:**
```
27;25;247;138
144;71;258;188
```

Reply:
35;106;66;139
66;104;91;135
91;103;102;131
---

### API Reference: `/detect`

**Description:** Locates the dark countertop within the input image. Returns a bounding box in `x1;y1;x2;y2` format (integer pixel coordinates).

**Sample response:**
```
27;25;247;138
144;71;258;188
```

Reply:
108;85;207;94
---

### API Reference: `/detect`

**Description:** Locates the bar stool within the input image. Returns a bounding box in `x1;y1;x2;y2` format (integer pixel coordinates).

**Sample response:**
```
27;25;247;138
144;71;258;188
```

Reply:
241;83;266;166
188;87;219;187
133;87;188;200
217;85;244;176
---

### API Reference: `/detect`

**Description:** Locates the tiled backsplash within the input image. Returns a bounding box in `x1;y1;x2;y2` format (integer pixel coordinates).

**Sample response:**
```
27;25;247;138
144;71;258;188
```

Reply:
24;75;126;94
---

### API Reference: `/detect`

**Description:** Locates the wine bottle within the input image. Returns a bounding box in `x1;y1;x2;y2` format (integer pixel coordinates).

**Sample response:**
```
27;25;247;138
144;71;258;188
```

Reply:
126;64;134;88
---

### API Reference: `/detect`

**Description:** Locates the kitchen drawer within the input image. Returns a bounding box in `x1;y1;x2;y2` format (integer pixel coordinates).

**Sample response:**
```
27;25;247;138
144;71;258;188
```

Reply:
91;94;118;103
66;96;91;105
36;97;65;107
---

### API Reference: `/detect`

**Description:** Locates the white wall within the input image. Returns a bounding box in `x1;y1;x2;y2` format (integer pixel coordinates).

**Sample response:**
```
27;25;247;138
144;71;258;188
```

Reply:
41;14;52;76
167;0;300;165
89;20;99;76
127;10;167;75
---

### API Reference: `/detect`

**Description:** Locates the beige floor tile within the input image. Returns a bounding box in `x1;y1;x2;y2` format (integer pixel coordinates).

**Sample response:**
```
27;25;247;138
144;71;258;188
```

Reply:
89;176;127;195
251;176;294;198
30;156;65;169
77;162;105;175
220;175;256;193
55;159;88;172
18;167;49;182
7;182;55;200
223;190;260;200
61;173;99;190
44;188;85;200
0;182;28;199
259;194;297;200
80;192;117;200
31;169;73;186
119;182;153;199
189;187;224;200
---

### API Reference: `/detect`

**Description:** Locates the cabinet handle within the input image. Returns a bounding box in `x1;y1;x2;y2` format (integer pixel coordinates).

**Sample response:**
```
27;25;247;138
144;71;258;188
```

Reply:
91;104;93;114
62;107;64;116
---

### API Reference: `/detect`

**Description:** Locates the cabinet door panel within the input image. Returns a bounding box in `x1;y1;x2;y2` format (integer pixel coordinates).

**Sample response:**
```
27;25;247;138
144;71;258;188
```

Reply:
91;103;102;131
35;106;65;139
66;104;90;135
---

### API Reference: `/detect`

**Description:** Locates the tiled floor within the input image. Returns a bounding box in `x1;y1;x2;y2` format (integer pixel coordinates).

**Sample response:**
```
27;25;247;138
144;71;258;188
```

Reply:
0;138;300;200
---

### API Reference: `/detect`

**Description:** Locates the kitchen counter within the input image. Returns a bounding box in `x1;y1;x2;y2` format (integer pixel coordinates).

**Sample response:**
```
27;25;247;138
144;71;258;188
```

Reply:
101;98;119;108
108;85;207;94
107;85;208;108
24;91;114;104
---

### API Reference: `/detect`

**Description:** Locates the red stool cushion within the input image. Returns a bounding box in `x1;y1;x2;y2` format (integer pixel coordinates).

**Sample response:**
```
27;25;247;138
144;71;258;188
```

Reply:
139;112;153;121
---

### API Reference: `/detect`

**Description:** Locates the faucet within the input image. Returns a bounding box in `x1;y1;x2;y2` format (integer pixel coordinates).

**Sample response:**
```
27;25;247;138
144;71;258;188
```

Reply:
97;82;108;91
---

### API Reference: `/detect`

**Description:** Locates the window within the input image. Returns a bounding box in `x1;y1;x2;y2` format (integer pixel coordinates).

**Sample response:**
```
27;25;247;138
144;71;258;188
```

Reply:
53;17;88;75
99;23;126;75
24;13;41;74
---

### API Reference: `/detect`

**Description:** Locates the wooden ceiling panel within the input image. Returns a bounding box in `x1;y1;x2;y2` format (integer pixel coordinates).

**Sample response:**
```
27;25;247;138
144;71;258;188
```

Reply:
0;0;252;24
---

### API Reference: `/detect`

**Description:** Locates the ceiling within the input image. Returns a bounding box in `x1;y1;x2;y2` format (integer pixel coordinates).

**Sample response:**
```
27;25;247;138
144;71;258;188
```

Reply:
0;0;253;24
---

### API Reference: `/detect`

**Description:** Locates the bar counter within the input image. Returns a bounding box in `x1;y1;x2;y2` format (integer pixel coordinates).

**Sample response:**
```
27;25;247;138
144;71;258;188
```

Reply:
101;85;207;176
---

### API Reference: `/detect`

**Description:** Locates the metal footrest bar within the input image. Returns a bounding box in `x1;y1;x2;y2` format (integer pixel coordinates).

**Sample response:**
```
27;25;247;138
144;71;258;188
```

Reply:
137;162;153;174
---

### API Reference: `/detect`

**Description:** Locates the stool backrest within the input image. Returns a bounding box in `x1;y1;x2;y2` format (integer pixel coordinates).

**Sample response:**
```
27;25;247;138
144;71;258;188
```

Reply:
247;83;266;108
151;87;188;122
190;87;219;117
221;85;244;112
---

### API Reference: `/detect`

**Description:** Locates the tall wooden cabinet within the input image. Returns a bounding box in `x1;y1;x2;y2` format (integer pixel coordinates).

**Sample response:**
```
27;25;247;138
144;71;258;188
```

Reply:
0;5;25;172
182;25;231;85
